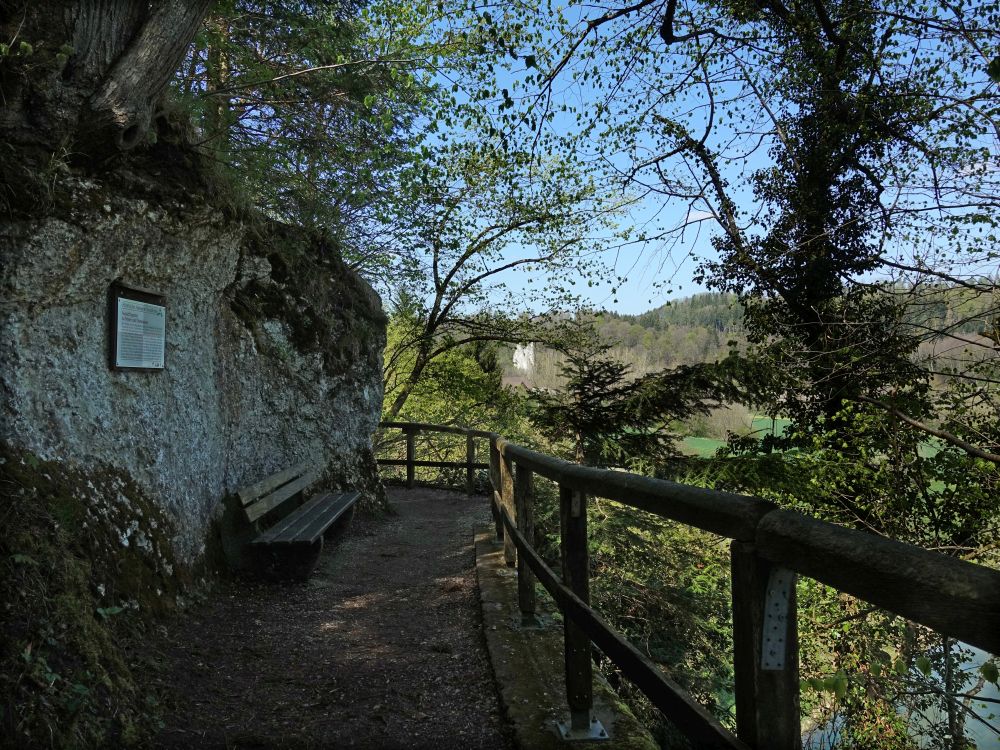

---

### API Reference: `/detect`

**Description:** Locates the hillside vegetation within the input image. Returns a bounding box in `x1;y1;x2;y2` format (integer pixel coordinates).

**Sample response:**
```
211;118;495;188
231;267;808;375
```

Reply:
507;286;997;390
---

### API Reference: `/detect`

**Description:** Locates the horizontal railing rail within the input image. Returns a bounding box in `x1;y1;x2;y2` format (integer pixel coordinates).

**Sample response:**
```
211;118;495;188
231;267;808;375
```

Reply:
497;503;749;749
378;422;1000;749
380;420;494;438
377;421;492;495
494;437;1000;654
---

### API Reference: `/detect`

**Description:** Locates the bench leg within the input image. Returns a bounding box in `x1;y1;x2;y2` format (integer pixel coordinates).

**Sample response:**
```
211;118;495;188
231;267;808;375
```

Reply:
287;538;324;581
323;504;356;544
255;539;324;582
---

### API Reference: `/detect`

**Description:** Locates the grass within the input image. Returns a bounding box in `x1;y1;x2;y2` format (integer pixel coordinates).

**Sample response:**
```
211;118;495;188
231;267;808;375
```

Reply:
681;436;728;457
680;414;789;456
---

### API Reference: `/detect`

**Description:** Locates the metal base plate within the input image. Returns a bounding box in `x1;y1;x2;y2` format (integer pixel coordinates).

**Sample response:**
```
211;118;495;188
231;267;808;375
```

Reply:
556;717;609;741
511;613;554;631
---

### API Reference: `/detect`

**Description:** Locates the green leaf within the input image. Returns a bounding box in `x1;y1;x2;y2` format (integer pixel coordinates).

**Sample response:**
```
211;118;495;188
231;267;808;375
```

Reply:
524;54;536;68
11;553;38;566
981;662;999;685
915;656;932;677
363;94;376;109
96;606;124;620
17;41;33;56
988;56;1000;84
833;675;848;699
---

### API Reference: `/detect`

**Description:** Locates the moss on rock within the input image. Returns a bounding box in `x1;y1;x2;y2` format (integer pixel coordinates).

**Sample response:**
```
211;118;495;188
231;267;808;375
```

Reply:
230;222;386;379
0;443;191;749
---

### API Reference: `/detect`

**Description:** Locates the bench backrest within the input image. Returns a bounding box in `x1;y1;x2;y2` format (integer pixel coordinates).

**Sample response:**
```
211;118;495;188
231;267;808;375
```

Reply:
237;461;318;524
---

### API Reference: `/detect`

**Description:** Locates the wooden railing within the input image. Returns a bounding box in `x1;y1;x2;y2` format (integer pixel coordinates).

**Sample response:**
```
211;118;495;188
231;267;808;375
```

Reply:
378;421;492;495
379;422;1000;749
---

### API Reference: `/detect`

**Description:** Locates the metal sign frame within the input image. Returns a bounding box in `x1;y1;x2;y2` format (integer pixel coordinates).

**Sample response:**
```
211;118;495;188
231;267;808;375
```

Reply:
108;282;167;372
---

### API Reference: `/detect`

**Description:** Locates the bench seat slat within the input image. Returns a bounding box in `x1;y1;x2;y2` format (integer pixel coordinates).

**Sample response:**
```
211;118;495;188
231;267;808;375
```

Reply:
245;470;318;522
252;491;360;546
238;460;310;507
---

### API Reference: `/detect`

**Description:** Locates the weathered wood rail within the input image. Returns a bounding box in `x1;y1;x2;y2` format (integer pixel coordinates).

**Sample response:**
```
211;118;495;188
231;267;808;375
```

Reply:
378;422;1000;749
378;421;492;494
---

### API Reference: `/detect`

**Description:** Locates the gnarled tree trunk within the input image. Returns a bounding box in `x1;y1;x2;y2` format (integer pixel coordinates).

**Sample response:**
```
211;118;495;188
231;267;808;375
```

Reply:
0;0;210;159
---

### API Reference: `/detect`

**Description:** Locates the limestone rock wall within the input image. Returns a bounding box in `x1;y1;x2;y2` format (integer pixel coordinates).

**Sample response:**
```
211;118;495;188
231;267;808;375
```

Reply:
0;176;387;563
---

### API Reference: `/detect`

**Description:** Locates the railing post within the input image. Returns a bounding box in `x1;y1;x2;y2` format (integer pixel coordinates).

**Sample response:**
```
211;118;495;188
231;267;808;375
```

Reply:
731;540;801;750
500;450;516;567
465;432;475;496
489;438;502;541
514;465;537;626
405;427;416;488
559;483;594;736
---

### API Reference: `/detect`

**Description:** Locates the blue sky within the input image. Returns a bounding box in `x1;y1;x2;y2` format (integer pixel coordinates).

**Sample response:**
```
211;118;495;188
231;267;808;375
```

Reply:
411;0;998;319
416;3;751;317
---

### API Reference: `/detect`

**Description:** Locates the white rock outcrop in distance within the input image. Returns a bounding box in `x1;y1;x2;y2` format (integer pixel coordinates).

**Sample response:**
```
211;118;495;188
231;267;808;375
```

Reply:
512;342;535;375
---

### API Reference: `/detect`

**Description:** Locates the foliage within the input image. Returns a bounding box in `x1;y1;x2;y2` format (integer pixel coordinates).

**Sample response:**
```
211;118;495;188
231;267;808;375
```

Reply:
675;406;1000;747
382;306;522;432
380;138;621;421
176;0;434;280
527;326;741;468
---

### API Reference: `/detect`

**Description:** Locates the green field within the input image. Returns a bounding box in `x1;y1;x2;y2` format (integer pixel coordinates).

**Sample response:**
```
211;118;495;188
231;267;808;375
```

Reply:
680;420;945;463
681;436;728;456
680;415;789;456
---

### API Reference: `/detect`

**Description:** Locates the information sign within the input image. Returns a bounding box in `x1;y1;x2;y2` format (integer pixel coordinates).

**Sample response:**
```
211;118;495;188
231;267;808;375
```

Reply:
108;284;166;371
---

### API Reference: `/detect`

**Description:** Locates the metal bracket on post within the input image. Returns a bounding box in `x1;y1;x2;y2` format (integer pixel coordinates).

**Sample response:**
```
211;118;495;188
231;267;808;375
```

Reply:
511;611;548;630
556;715;609;741
761;567;795;670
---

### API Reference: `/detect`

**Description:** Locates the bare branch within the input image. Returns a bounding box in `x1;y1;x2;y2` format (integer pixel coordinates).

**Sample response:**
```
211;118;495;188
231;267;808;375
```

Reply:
858;397;1000;464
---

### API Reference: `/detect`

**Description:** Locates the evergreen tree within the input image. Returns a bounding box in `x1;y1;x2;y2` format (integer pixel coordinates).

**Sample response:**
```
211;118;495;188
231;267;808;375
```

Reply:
528;329;739;469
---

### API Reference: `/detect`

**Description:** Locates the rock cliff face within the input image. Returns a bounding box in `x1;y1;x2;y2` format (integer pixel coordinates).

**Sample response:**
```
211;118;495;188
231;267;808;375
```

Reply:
0;175;386;564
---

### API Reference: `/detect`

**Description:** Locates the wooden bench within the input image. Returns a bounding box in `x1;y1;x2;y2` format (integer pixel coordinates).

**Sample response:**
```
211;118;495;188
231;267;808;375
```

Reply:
236;461;359;580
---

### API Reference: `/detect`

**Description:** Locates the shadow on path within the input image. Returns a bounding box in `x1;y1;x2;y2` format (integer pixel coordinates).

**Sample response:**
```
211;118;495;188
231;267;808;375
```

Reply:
153;487;514;750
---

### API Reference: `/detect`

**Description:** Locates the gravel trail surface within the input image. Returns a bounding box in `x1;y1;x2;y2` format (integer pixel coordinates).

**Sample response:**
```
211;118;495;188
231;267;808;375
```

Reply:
153;487;513;750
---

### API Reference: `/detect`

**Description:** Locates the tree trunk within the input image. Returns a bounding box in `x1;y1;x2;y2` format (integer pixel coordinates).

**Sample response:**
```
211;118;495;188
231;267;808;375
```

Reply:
80;0;212;156
384;345;433;422
203;14;233;159
1;0;211;159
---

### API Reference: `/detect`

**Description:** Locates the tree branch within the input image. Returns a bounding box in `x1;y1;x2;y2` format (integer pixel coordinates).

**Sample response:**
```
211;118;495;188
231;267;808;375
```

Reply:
858;396;1000;464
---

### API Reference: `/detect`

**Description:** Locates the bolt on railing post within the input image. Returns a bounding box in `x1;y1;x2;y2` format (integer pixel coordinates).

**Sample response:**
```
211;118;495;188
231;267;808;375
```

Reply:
465;432;475;496
489;438;502;541
405;427;416;489
731;540;801;750
560;483;593;734
514;465;537;626
500;450;516;567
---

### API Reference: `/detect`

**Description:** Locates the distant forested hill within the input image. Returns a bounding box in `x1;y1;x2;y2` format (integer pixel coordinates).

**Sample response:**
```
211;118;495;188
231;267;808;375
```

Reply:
505;286;996;389
631;291;744;333
595;292;745;371
503;293;746;387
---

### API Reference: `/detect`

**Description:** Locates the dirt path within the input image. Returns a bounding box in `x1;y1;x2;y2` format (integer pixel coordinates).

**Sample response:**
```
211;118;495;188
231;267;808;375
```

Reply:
152;487;514;750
